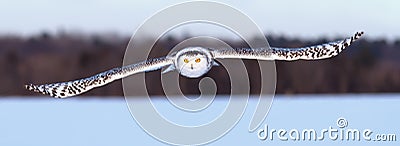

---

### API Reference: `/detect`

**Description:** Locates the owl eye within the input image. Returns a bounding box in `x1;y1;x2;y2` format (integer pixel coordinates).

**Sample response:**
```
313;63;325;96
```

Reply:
183;58;189;63
195;58;201;63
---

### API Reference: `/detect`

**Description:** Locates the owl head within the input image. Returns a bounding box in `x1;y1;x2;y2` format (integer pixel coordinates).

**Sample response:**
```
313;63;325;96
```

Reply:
174;47;214;78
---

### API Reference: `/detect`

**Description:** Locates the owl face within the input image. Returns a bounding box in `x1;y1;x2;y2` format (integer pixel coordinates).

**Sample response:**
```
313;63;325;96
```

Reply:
175;47;213;78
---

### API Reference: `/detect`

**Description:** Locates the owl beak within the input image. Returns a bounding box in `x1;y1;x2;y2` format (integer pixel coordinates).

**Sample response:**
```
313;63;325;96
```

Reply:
190;64;194;70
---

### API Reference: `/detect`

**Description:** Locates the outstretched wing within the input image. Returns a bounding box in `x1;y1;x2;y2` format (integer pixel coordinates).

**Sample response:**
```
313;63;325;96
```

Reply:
25;57;173;98
212;31;364;61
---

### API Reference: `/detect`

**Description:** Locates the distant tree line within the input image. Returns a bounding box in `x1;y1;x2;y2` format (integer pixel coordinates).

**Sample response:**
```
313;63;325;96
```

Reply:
0;32;399;97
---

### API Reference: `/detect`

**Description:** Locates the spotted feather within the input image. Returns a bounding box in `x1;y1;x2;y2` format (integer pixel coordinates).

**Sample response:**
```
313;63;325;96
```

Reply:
212;31;364;60
25;31;364;98
25;57;173;98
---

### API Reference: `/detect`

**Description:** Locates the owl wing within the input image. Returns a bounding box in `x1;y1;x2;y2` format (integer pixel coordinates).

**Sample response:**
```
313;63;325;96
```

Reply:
211;31;364;61
25;57;174;98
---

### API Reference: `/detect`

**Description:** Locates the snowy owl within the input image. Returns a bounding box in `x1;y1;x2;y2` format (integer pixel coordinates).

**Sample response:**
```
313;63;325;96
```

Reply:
26;31;364;98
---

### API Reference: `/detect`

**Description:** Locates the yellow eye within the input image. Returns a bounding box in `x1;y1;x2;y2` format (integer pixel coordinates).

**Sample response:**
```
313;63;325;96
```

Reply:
184;58;189;63
195;58;201;63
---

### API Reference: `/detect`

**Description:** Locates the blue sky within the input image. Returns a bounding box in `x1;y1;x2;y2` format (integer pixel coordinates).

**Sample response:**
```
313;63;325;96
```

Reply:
0;0;398;40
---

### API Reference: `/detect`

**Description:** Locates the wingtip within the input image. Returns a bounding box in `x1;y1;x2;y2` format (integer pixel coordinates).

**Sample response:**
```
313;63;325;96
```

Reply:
24;83;59;98
25;83;46;95
356;30;364;37
351;31;364;41
25;83;35;91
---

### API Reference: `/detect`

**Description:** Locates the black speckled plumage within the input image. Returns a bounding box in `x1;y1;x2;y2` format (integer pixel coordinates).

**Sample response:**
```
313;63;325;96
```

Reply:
25;31;363;98
25;57;173;98
212;31;363;60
